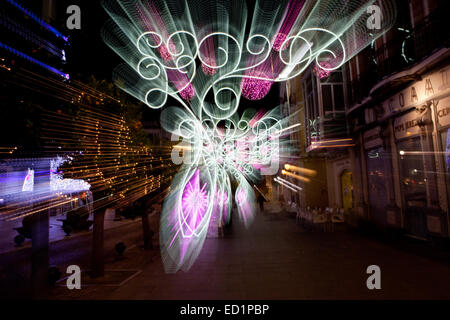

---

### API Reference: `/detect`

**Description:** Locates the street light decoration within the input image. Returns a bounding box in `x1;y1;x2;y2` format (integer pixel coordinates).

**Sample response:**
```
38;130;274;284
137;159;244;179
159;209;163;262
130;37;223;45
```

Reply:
103;0;396;272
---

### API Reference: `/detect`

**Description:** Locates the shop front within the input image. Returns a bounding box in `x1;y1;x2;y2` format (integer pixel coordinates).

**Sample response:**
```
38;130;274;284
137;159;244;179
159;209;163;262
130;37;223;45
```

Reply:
393;104;446;237
395;112;428;237
435;95;450;235
340;170;353;213
371;65;450;238
363;127;392;228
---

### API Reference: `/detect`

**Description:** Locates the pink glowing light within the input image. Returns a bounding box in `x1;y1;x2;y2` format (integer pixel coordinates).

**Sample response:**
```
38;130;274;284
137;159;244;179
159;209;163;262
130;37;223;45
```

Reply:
235;187;252;226
181;169;208;236
236;188;245;205
201;58;217;76
166;69;196;100
272;32;290;51
249;109;267;128
158;40;177;61
241;72;273;100
313;62;332;79
179;82;196;100
199;30;217;75
272;0;306;52
137;3;177;61
217;191;229;223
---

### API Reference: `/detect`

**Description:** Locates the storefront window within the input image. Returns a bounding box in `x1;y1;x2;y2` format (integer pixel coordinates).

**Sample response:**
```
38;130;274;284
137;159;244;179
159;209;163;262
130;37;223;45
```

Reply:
366;147;389;225
398;137;427;207
440;128;450;201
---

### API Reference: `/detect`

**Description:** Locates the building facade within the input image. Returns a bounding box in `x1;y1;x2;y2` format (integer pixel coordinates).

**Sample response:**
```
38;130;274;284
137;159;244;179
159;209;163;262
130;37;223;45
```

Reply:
346;0;449;239
287;0;449;240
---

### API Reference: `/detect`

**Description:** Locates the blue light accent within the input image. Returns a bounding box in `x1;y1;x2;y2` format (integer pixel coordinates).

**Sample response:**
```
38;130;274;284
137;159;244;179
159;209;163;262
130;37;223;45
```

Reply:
6;0;69;43
0;11;66;60
0;41;70;79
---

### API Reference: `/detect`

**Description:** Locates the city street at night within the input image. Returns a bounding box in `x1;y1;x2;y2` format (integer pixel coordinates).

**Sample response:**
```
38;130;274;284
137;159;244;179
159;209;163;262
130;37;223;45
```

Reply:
30;207;450;300
0;0;450;312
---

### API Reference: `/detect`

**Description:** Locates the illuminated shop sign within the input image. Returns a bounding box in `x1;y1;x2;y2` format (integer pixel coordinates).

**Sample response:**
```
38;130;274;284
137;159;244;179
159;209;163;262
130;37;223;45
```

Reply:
382;67;450;114
436;96;450;127
394;111;421;140
445;128;450;172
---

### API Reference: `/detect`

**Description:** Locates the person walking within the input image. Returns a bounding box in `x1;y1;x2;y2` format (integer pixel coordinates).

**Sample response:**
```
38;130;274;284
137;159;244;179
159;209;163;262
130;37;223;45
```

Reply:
257;193;265;211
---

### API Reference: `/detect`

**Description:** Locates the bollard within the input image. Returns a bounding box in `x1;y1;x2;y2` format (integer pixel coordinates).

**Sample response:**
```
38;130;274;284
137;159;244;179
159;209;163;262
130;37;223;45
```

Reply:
91;209;105;278
31;210;49;299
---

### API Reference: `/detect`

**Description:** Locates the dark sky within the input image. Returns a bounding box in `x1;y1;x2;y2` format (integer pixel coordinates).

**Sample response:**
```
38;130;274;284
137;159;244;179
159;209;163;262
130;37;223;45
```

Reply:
53;0;119;79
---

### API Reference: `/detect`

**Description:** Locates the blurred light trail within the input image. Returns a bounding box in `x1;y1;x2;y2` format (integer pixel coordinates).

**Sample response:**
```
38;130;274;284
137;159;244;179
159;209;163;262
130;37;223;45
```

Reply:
5;0;69;42
272;123;302;136
173;145;192;151
253;185;269;201
284;164;317;176
276;176;303;191
102;0;397;273
399;150;450;155
274;177;298;193
281;169;311;183
0;42;70;79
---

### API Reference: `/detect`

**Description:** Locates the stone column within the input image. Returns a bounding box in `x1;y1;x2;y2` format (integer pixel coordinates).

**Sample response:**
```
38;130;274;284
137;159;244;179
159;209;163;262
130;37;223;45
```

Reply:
357;132;369;220
430;100;450;236
417;103;440;207
382;121;402;227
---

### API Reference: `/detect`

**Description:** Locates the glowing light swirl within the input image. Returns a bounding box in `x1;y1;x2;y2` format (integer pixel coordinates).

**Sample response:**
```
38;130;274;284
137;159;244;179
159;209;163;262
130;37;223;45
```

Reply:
103;0;397;273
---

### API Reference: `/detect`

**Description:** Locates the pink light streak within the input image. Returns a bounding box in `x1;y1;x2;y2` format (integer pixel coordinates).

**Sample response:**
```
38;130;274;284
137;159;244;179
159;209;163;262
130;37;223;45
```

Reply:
241;71;273;101
181;169;208;236
313;62;332;79
272;0;306;52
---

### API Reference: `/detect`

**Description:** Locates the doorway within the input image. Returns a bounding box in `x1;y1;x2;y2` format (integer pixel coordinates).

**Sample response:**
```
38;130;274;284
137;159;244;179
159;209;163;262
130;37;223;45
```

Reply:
341;170;353;212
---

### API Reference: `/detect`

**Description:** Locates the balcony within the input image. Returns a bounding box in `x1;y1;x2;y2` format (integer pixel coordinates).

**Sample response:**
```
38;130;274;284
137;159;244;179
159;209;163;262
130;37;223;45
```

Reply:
375;9;448;80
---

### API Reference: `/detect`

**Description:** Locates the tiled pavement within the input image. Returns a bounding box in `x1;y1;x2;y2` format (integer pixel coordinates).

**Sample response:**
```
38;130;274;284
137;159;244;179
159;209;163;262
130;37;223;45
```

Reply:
49;209;450;300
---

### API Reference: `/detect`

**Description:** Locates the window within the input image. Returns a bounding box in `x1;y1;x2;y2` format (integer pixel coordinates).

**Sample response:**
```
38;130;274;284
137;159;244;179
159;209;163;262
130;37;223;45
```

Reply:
333;84;344;110
322;85;332;113
366;147;389;225
398;137;427;207
302;70;319;146
320;69;345;116
440;128;450;202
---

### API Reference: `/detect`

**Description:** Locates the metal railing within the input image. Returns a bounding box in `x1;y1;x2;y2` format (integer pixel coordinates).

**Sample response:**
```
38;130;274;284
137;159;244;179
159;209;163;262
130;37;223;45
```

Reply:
374;9;448;79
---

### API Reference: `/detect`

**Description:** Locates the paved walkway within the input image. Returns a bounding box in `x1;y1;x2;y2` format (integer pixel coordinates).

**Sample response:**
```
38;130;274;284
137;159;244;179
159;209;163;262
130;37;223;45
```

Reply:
0;208;141;255
49;208;450;300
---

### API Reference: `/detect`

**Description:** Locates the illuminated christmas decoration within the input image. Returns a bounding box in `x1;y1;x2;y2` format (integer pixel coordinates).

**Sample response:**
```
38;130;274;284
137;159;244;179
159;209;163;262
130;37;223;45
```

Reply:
50;156;91;193
201;58;217;76
180;169;209;237
272;0;306;51
179;82;196;101
272;32;289;52
241;72;273;101
22;168;34;192
103;0;397;272
158;41;177;61
313;62;332;79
